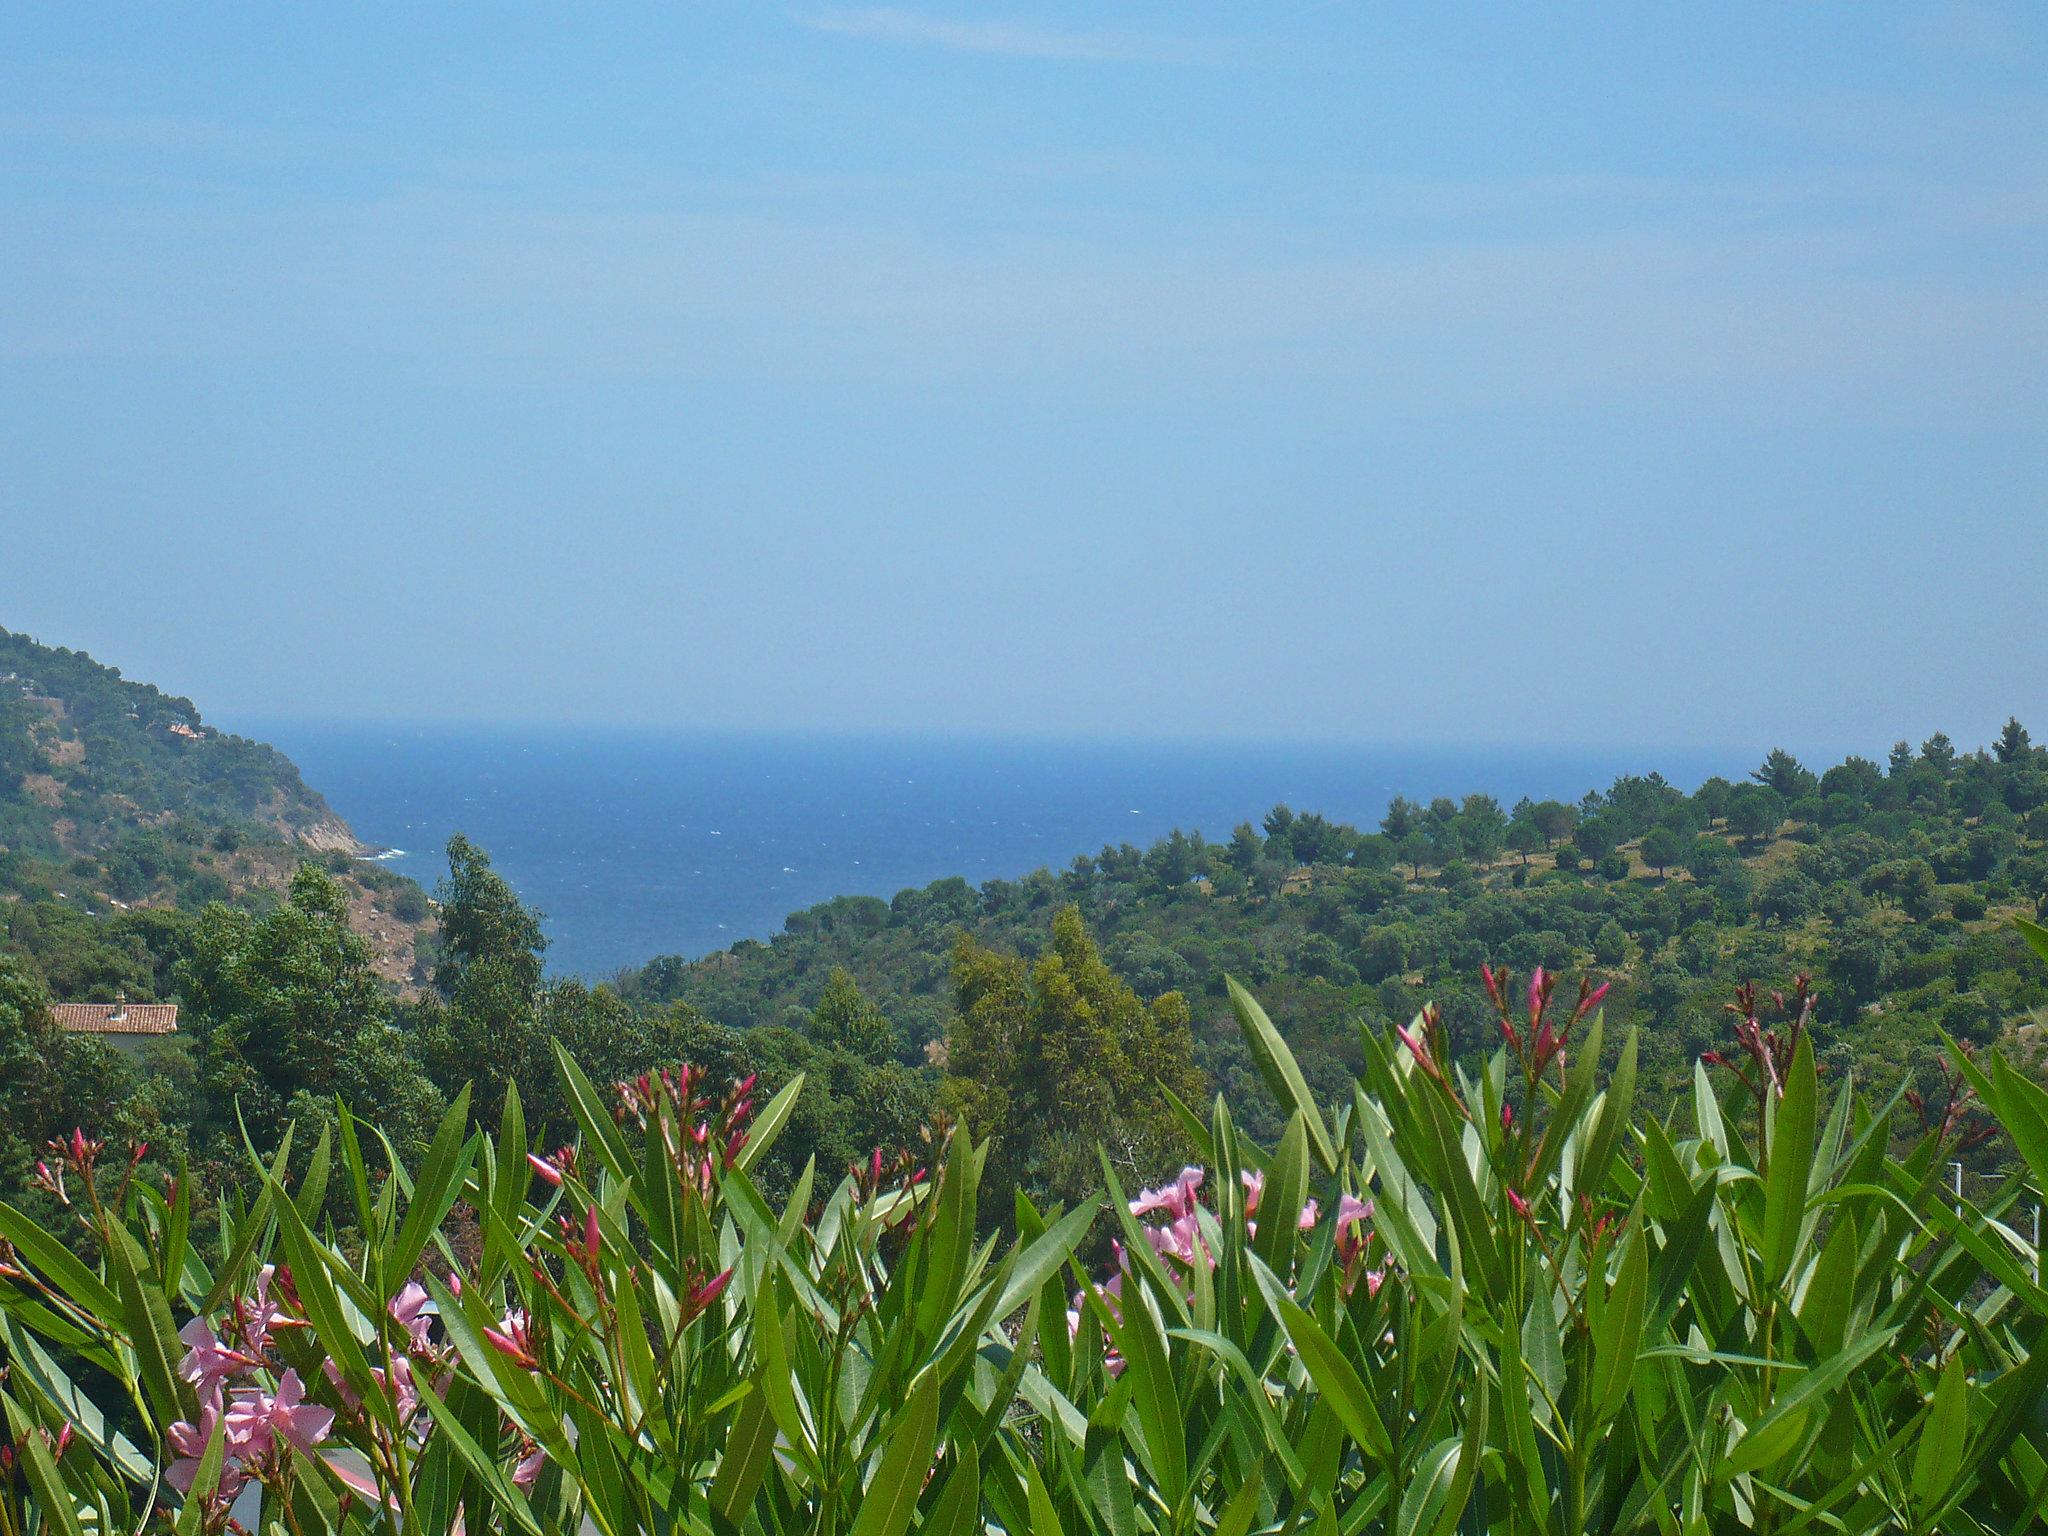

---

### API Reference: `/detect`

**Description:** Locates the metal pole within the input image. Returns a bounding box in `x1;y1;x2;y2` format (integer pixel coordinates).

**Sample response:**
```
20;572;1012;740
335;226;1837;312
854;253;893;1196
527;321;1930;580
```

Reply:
1950;1160;1963;1217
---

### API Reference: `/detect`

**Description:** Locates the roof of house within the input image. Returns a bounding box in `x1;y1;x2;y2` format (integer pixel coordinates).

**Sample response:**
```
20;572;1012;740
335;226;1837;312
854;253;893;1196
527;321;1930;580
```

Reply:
51;1002;179;1036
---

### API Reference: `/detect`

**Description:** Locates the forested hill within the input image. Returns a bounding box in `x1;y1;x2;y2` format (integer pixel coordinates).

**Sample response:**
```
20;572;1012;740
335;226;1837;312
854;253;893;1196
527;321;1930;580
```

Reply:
620;724;2048;1139
0;626;431;987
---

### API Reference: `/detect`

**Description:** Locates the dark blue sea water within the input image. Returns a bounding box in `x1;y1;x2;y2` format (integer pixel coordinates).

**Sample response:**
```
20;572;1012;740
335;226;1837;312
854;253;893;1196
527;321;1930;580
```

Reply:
239;725;1745;978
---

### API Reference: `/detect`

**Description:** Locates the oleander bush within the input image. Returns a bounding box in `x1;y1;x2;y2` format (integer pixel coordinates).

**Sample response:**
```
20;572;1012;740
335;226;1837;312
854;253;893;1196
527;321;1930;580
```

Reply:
8;940;2048;1535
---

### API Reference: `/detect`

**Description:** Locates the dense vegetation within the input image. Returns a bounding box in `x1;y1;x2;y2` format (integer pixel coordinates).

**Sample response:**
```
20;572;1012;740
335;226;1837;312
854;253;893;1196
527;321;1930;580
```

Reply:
2;627;348;901
0;627;432;994
8;949;2048;1534
623;723;2048;1162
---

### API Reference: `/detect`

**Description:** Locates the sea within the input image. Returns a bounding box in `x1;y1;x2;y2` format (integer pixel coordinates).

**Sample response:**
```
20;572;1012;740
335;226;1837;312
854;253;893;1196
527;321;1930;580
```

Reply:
239;725;1747;978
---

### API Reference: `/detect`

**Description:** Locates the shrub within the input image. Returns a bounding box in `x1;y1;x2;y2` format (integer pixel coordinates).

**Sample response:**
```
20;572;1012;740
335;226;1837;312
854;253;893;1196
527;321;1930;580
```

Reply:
6;950;2048;1534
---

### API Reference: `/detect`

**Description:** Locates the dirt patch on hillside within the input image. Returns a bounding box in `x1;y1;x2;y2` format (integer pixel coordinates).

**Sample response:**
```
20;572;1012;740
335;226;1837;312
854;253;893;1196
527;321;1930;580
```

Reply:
346;882;429;991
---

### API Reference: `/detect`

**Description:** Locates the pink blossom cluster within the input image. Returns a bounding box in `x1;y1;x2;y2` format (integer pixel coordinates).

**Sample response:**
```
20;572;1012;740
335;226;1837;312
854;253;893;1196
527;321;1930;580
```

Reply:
166;1267;445;1500
166;1369;332;1499
1068;1165;1380;1365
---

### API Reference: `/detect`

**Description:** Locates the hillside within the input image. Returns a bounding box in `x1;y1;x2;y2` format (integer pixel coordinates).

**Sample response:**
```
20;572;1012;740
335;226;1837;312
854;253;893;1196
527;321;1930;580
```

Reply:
0;626;432;987
620;727;2048;1141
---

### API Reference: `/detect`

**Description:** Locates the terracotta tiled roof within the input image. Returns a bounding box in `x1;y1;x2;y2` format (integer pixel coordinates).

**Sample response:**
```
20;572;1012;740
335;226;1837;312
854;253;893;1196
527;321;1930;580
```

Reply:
51;1002;179;1036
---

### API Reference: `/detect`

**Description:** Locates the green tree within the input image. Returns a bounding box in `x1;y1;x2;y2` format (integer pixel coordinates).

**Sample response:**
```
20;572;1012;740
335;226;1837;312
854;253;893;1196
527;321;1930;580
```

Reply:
1527;799;1576;847
184;864;440;1156
1640;825;1686;877
1756;870;1820;926
432;832;545;995
1379;795;1423;841
0;956;136;1197
1861;856;1940;920
1505;820;1543;867
945;904;1202;1208
1996;716;2033;763
1223;822;1264;875
1726;784;1785;846
1753;748;1818;799
1454;794;1507;864
1570;817;1618;866
809;965;895;1062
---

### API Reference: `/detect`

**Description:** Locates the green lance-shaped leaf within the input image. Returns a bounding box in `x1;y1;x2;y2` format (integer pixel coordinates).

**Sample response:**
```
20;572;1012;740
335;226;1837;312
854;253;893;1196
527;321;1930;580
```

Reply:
1;1387;90;1536
1396;1435;1470;1536
170;1410;229;1536
912;1123;979;1343
710;1385;777;1525
1252;1112;1311;1277
1101;1273;1189;1511
846;1373;941;1536
293;1122;332;1227
104;1221;192;1428
1589;1226;1648;1429
1024;1457;1066;1536
1214;1470;1265;1536
993;1198;1097;1321
1249;1255;1394;1464
732;1071;806;1175
1988;1053;2048;1197
1522;1284;1565;1429
1574;1027;1638;1198
383;1084;475;1295
1763;1033;1818;1286
1227;976;1337;1172
408;1375;549;1536
1910;1354;1971;1521
492;1078;528;1222
0;1314;151;1481
1795;1210;1858;1357
922;1438;982;1536
2015;912;2048;967
551;1040;639;1183
0;1201;121;1321
1720;1325;1898;1478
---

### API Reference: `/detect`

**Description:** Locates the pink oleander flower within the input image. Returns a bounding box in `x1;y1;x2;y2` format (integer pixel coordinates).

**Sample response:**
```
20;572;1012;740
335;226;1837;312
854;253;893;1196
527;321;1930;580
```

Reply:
1130;1166;1204;1221
177;1318;257;1393
167;1392;248;1497
512;1445;546;1491
225;1265;297;1358
226;1368;335;1462
526;1151;565;1186
1240;1168;1323;1235
389;1281;434;1351
1334;1192;1374;1266
323;1355;424;1435
1132;1166;1206;1269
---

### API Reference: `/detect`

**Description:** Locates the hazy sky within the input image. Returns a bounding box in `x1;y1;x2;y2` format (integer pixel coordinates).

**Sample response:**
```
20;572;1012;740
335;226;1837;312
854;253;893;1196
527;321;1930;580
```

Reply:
3;4;2043;753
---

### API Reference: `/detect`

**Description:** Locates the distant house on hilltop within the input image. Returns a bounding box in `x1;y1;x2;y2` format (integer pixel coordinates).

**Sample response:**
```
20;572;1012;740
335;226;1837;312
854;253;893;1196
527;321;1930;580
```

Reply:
1279;866;1315;897
52;997;178;1046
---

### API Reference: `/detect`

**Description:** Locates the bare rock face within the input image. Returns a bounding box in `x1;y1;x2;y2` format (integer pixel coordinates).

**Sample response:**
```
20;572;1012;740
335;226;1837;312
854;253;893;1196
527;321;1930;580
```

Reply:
292;810;371;856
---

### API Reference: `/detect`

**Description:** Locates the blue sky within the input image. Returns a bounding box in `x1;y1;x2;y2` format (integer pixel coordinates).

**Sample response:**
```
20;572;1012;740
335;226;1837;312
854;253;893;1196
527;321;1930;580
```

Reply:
1;3;2042;754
